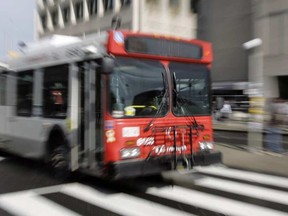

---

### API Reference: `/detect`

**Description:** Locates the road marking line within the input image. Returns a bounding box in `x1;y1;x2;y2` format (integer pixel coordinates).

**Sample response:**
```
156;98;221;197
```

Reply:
147;186;288;216
0;191;80;216
194;166;288;188
61;183;195;216
195;176;288;205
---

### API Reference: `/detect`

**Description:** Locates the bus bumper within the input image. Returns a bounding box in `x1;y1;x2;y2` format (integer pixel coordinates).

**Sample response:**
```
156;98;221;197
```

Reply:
108;151;222;179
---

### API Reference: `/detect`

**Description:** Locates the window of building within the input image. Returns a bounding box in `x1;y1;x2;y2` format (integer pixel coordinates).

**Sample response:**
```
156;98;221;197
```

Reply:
75;1;84;20
43;65;69;119
103;0;114;12
88;0;98;16
17;71;34;116
41;14;47;30
63;7;70;24
169;0;179;7
169;0;180;14
0;74;6;106
146;0;158;4
146;0;159;10
190;0;199;13
120;0;131;8
51;10;58;28
146;0;159;4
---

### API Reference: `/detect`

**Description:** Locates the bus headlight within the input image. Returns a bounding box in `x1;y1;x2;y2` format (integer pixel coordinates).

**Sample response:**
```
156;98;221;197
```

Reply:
199;142;214;151
120;147;140;159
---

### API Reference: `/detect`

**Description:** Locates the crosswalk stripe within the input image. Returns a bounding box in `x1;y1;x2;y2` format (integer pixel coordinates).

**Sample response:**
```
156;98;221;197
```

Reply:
1;165;288;216
194;166;288;189
147;185;288;216
194;176;288;206
60;183;195;216
0;191;80;216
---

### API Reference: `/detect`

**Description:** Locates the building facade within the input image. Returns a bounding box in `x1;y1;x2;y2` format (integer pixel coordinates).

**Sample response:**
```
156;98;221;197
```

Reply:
37;0;198;39
198;0;288;103
197;0;253;113
252;0;288;99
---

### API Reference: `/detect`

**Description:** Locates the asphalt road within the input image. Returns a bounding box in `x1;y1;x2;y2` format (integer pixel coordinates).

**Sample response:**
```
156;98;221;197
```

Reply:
0;154;64;194
1;150;288;215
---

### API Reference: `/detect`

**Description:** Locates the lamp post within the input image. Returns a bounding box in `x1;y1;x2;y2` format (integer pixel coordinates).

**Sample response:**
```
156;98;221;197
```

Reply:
243;38;264;151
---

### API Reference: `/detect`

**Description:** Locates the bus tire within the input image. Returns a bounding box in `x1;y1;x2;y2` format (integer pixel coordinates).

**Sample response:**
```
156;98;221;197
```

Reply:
49;145;70;179
47;129;70;179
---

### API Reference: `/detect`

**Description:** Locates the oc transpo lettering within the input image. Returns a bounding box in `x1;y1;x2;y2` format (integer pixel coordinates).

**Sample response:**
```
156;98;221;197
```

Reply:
137;137;155;146
153;145;187;155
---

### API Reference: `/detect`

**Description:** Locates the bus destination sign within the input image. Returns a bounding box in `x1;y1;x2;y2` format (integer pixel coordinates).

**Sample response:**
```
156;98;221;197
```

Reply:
125;36;203;59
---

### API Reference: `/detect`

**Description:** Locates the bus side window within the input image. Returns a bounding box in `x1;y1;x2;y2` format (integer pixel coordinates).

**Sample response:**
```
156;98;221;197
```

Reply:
16;71;34;116
43;64;69;119
0;73;6;105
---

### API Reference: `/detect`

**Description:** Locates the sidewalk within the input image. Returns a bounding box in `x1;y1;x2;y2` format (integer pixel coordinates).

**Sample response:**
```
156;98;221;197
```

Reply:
213;120;248;132
213;120;288;177
215;142;288;177
213;119;288;134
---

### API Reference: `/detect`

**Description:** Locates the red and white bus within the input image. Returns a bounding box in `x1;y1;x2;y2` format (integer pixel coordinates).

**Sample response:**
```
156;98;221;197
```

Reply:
0;30;221;179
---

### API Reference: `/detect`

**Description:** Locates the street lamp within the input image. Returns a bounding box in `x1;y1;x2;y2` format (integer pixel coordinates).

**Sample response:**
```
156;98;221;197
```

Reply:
243;38;264;151
242;38;262;50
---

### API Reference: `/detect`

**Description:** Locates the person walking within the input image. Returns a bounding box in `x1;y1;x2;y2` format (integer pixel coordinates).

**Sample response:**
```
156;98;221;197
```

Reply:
265;98;285;153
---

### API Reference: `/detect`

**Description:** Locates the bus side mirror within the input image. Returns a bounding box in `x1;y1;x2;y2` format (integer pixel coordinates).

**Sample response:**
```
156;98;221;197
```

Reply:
102;57;115;74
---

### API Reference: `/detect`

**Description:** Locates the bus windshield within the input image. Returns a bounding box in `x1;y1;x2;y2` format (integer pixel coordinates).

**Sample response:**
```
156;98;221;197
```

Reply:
170;62;211;116
109;57;169;118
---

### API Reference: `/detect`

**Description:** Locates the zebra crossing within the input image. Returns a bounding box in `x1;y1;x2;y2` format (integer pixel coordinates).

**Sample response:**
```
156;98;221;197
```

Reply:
0;165;288;216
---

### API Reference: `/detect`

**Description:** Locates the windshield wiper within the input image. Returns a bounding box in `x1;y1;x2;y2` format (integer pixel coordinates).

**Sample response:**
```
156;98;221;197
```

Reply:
172;72;203;131
144;72;169;132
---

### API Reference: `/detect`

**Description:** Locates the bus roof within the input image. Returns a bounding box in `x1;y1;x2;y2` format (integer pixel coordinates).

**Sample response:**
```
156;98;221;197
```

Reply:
6;32;108;71
23;35;82;53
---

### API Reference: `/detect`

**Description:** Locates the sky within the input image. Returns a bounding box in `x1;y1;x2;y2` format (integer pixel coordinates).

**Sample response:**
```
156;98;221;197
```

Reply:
0;0;36;58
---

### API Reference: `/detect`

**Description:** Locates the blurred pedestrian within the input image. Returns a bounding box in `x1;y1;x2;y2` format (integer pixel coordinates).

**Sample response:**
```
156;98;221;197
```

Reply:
220;101;232;120
265;98;285;153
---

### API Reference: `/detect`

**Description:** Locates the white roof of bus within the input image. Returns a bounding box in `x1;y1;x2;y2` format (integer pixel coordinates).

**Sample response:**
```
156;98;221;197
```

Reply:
24;35;81;53
4;32;108;71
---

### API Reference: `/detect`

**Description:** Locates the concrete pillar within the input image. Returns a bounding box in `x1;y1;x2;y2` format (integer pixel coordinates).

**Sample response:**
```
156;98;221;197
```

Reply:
98;0;104;17
36;12;44;35
114;0;121;13
83;0;90;21
58;4;65;28
247;49;264;151
70;0;77;25
132;0;140;31
46;8;54;31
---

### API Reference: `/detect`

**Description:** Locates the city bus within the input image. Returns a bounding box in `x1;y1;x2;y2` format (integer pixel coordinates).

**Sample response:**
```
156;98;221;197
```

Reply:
0;30;221;179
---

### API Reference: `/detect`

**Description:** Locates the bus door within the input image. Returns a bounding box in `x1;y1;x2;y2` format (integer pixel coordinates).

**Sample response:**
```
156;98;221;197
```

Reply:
79;60;103;170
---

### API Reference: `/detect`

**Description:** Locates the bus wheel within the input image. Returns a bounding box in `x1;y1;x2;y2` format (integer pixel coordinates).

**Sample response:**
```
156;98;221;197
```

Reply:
49;145;70;179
